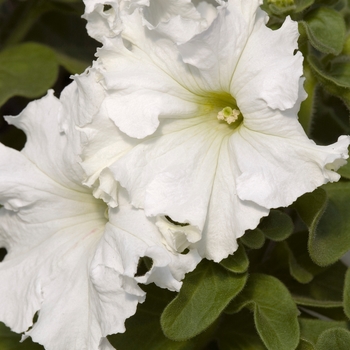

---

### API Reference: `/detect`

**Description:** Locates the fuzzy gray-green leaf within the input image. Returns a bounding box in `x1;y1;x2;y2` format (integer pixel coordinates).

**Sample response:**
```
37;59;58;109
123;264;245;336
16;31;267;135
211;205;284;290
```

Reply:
160;260;247;341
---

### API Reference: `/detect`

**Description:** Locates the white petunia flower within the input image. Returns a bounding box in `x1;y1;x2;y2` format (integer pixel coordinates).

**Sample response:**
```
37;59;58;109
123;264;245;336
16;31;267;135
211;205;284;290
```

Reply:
76;0;350;263
82;0;217;43
0;87;200;350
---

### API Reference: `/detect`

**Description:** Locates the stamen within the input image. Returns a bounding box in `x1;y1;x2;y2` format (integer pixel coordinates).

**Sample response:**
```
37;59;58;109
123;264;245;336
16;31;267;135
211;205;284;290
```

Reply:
217;107;241;125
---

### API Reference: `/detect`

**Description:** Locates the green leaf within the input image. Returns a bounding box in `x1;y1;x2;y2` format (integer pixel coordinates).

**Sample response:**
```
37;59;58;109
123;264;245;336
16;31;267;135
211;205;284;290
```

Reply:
296;339;315;350
343;268;350;319
309;56;350;89
25;9;97;69
294;297;343;308
227;274;300;350
220;244;249;274
286;232;325;284
299;318;349;346
338;154;350;179
308;55;350;110
301;7;346;55
292;188;328;232
240;228;265;249
54;50;89;74
323;59;350;89
309;88;350;144
217;310;267;350
259;209;293;241
160;260;247;341
108;284;197;350
0;322;44;349
310;182;350;265
291;261;346;308
298;60;317;135
288;262;346;314
284;241;314;284
314;0;344;5
268;3;296;16
256;231;324;284
343;33;350;55
0;1;52;47
294;0;315;13
294;184;350;266
316;328;350;350
0;42;58;106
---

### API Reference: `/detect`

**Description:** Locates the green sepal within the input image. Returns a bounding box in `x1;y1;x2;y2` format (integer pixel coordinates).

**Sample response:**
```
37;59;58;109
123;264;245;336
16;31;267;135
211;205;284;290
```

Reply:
316;328;350;349
226;273;300;350
240;228;265;249
259;209;293;241
0;42;58;106
160;259;247;341
220;244;249;274
301;7;346;55
0;322;44;349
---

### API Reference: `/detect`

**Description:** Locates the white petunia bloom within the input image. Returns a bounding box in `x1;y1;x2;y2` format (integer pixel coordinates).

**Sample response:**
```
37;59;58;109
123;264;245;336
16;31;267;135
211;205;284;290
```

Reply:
76;0;350;262
0;87;200;350
83;0;217;43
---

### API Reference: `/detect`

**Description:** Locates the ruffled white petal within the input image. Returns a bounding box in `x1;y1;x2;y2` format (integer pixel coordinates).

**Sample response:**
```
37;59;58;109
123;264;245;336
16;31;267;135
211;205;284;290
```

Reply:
60;75;122;206
0;139;120;350
83;0;209;44
138;0;201;28
95;31;203;138
234;126;350;208
232;12;304;113
75;0;349;267
197;136;269;261
83;0;123;42
96;190;201;293
5;91;84;191
194;1;218;26
109;116;225;229
0;86;201;349
178;0;261;88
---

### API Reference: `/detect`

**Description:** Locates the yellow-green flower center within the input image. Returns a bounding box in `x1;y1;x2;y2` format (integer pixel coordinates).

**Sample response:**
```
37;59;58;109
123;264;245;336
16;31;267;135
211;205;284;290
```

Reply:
217;106;241;125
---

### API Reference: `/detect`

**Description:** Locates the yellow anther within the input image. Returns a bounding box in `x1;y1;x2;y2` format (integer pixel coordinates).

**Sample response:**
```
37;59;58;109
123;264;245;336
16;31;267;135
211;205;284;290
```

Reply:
217;107;241;125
